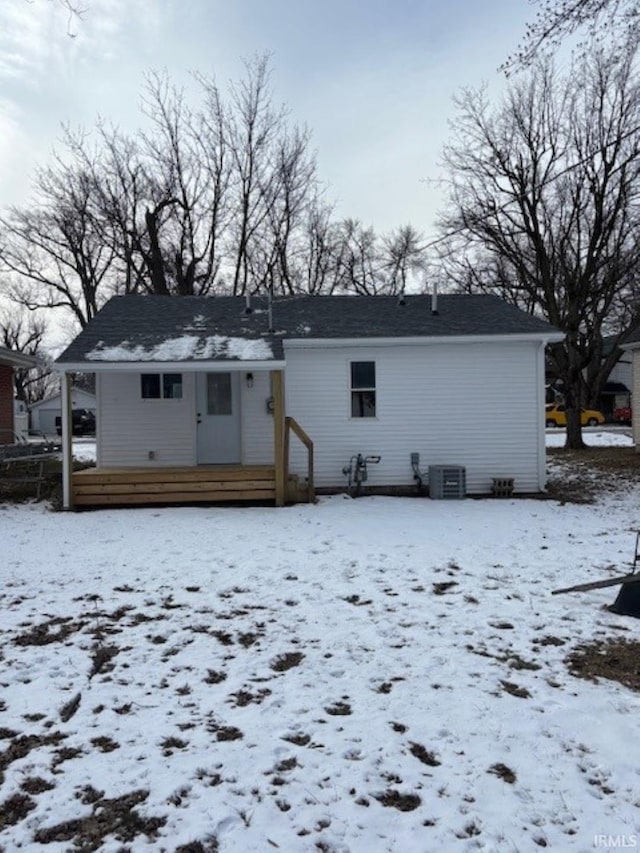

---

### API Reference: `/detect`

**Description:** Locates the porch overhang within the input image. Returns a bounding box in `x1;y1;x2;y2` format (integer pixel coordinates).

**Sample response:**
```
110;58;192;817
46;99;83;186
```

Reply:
57;362;289;511
55;359;286;373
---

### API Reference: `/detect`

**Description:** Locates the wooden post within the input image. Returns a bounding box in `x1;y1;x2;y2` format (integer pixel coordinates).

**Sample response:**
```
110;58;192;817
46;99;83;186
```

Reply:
271;370;285;507
283;417;290;491
61;371;74;510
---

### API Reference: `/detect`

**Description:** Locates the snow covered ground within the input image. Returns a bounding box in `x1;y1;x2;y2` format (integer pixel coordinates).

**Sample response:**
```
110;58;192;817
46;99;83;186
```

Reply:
545;428;633;448
1;445;640;851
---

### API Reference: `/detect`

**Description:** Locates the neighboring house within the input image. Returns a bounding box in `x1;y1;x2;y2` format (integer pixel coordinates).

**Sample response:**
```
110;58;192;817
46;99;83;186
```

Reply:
30;388;97;435
546;335;633;418
599;336;632;419
621;329;640;445
55;294;563;509
0;346;37;443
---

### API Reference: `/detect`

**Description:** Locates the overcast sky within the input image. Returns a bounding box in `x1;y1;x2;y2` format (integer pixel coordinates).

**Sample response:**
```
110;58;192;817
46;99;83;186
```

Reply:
0;0;537;243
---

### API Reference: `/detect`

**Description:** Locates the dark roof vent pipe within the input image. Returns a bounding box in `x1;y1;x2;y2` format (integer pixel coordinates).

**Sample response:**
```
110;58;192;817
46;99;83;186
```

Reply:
267;285;274;333
431;281;439;316
244;293;253;314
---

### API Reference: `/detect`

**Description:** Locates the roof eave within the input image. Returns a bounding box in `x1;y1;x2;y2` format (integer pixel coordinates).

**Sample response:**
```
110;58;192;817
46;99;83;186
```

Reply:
55;359;287;373
0;348;39;369
283;332;565;348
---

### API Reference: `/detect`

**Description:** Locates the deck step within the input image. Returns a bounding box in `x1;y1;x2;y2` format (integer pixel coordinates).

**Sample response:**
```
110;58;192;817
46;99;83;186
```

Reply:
73;488;276;506
74;465;274;485
72;465;285;506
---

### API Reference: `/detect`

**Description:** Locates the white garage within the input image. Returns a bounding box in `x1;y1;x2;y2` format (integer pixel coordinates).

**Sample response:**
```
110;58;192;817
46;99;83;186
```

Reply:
30;388;96;435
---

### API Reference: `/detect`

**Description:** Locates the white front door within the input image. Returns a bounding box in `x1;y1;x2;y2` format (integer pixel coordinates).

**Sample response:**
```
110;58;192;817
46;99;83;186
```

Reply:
196;372;241;464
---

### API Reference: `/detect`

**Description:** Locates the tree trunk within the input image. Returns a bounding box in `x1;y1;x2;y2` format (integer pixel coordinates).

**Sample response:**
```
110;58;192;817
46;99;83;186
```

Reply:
144;208;170;295
565;405;585;449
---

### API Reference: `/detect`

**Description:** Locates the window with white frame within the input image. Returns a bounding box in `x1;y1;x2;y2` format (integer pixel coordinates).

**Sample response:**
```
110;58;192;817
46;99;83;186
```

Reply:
350;361;376;417
141;373;183;399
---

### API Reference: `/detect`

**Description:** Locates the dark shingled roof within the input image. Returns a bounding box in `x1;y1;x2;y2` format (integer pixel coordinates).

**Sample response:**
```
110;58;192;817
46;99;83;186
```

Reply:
621;326;640;347
56;294;561;366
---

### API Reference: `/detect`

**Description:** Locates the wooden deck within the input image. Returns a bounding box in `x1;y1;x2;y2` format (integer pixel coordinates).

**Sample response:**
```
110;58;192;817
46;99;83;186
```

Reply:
72;465;304;507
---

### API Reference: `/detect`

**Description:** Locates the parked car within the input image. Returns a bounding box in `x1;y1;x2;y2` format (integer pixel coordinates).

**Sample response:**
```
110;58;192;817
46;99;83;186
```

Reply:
612;406;632;425
55;409;96;436
545;404;605;427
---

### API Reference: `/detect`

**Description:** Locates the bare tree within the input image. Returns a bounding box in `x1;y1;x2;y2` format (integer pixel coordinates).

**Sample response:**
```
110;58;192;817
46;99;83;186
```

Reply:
0;304;53;403
137;71;232;296
439;46;640;447
293;197;341;294
83;56;315;298
0;155;116;328
331;219;382;295
24;0;89;36
505;0;640;71
2;51;425;320
52;74;232;300
55;0;87;35
381;225;427;295
225;54;290;295
191;72;233;292
248;126;318;294
59;123;143;296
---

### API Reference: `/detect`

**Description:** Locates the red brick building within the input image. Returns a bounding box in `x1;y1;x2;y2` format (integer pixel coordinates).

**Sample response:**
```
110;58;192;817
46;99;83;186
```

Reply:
0;347;38;444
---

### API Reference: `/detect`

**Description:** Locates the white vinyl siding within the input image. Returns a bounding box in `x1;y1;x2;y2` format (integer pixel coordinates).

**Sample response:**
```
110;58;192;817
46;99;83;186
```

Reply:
633;350;640;448
284;340;544;494
240;370;274;465
97;372;196;467
96;369;276;468
94;342;546;493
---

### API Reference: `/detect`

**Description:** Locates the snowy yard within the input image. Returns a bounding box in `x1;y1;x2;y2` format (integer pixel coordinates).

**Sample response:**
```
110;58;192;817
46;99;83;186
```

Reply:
1;442;640;851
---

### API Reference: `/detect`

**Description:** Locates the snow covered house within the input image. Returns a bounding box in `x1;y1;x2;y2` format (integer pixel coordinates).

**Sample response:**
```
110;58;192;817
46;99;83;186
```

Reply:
0;346;37;444
55;293;563;509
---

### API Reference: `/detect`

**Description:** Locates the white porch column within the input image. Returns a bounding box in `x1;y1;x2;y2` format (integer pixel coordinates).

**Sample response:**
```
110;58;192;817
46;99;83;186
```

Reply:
271;369;285;507
61;371;74;510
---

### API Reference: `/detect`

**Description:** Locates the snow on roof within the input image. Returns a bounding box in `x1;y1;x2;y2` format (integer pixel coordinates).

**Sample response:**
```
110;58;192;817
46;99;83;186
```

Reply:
85;335;274;362
56;294;563;368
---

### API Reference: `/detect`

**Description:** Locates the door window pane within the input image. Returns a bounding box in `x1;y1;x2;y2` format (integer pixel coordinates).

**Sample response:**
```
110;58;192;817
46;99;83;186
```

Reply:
207;373;232;415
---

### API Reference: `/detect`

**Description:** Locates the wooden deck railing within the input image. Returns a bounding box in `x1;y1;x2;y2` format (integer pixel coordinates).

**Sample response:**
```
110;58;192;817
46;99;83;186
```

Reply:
284;416;314;503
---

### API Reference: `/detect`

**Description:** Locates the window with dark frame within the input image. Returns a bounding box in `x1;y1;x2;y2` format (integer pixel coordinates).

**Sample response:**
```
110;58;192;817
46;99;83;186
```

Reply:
163;373;183;399
350;361;376;418
141;373;161;399
141;373;183;400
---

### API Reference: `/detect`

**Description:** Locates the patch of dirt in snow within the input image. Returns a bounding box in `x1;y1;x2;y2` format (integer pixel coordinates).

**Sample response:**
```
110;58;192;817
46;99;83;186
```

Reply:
546;446;640;503
566;638;640;693
32;787;166;847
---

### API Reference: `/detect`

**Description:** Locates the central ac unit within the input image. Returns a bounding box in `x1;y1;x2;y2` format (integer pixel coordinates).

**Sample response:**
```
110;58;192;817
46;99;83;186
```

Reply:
429;465;466;499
